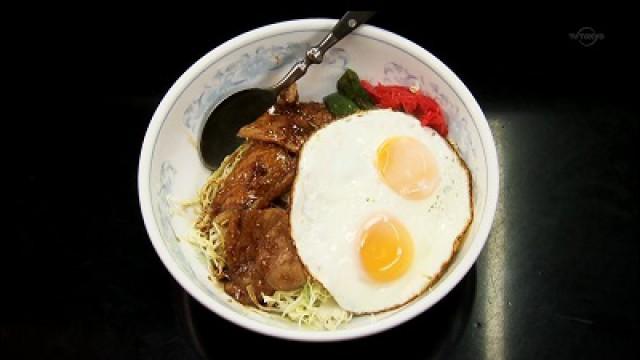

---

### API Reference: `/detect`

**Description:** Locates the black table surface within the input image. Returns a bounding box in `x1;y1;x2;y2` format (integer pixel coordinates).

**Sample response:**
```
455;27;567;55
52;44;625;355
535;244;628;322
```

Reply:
5;11;639;359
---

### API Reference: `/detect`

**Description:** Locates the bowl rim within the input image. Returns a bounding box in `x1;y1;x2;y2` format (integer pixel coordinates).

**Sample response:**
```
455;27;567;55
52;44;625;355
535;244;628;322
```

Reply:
138;18;499;342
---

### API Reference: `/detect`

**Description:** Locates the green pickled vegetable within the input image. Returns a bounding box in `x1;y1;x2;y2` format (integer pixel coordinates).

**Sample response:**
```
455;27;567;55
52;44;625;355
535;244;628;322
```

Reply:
323;92;360;117
337;68;375;109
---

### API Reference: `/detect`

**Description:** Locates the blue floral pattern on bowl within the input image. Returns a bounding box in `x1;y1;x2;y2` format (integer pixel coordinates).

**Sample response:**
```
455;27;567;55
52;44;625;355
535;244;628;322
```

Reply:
183;43;349;134
157;161;176;240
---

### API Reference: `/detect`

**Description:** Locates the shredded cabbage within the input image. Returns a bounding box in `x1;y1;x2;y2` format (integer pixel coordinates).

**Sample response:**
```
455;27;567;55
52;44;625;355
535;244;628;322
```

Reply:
183;142;352;330
262;280;352;330
184;219;226;278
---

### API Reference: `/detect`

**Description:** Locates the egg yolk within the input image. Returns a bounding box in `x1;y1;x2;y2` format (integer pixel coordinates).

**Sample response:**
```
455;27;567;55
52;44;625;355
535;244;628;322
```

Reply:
360;216;414;282
376;136;440;200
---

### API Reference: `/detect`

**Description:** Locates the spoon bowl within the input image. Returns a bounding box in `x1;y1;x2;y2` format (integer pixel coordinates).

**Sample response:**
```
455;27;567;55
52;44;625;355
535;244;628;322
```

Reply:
199;88;276;168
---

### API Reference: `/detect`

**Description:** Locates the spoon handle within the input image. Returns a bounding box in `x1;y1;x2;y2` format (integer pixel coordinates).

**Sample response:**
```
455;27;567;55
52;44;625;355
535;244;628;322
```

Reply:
272;11;376;93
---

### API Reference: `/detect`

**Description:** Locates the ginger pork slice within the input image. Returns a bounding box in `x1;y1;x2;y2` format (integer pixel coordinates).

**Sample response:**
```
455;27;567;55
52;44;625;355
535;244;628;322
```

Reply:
208;142;296;217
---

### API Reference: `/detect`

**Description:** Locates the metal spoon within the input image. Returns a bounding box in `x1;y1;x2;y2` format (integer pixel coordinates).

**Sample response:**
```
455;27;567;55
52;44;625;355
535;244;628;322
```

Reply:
199;11;375;169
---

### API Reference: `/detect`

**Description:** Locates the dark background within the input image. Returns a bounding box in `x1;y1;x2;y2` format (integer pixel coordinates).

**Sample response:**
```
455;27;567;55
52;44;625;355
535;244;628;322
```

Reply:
4;10;639;359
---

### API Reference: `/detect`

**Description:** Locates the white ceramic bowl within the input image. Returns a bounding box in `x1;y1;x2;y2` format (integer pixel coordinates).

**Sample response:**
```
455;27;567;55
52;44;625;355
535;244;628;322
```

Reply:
138;19;499;341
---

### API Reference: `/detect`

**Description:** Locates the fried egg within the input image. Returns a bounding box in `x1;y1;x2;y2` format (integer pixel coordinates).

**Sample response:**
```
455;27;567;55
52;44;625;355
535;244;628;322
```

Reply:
290;109;472;314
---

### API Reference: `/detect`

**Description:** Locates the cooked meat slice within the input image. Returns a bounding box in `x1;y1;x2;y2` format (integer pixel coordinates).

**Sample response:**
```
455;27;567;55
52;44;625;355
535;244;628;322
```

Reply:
237;113;307;153
208;143;296;217
222;208;307;305
284;102;334;129
221;209;267;305
237;102;334;152
257;209;307;291
276;83;299;106
264;252;307;291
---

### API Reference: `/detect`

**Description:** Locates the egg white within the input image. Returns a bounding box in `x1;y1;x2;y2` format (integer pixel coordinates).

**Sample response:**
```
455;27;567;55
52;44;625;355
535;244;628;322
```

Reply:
290;109;473;314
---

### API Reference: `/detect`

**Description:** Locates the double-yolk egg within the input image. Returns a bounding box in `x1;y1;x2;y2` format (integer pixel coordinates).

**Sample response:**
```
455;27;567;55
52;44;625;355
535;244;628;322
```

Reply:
291;109;472;314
